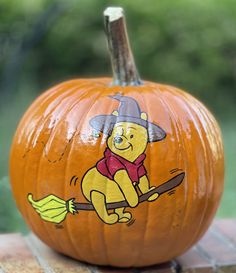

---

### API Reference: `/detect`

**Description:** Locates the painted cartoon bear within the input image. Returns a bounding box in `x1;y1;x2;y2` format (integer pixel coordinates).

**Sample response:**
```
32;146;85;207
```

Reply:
28;94;176;225
81;94;166;224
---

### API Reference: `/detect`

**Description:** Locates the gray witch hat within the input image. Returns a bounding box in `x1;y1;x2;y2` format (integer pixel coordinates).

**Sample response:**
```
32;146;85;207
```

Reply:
89;94;166;142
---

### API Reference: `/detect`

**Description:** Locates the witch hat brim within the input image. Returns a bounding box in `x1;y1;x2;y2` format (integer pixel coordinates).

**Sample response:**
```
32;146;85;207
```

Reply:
89;94;166;142
89;114;166;142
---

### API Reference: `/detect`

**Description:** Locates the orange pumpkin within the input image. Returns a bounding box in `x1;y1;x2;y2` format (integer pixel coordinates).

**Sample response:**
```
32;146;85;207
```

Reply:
10;7;224;267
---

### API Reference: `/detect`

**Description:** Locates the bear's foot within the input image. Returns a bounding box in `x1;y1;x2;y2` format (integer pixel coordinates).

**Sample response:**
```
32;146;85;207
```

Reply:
103;213;119;224
118;213;132;223
115;208;132;223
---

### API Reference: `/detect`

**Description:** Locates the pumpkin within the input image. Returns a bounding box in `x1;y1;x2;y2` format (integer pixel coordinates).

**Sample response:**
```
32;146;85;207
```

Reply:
10;7;224;267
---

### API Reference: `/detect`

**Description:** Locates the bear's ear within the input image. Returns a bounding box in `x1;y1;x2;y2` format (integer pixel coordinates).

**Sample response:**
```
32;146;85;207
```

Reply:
112;110;119;116
141;112;148;120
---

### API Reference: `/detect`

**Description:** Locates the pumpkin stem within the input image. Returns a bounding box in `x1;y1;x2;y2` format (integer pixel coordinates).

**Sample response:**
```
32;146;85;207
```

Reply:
104;7;142;86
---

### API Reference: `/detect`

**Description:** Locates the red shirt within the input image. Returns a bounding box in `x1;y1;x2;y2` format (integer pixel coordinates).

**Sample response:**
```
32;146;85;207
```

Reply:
96;148;147;184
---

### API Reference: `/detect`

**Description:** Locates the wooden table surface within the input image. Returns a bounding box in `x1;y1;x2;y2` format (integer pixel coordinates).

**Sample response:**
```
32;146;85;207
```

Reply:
0;219;236;273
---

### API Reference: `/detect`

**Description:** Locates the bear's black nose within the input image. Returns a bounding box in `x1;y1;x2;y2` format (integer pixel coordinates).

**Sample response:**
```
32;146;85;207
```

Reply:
114;136;123;144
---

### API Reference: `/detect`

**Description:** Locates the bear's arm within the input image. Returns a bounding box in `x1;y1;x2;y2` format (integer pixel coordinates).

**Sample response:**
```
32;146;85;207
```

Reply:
138;175;151;194
138;165;147;178
114;170;139;208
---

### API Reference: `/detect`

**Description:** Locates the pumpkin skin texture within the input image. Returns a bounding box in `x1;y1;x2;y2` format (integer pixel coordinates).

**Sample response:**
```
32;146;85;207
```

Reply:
10;78;224;267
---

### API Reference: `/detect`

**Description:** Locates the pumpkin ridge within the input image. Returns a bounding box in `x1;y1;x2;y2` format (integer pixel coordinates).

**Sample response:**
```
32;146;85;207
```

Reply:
18;85;76;241
187;96;223;240
18;82;88;139
19;119;52;248
63;87;105;261
191;107;214;244
41;84;95;164
35;129;60;250
156;88;187;260
26;83;97;255
132;90;152;266
29;84;89;162
60;85;103;262
169;88;212;250
32;86;89;252
19;83;87;155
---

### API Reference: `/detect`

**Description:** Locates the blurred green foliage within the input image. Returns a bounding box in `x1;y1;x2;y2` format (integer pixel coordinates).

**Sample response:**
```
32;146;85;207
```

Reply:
0;177;27;232
0;0;235;232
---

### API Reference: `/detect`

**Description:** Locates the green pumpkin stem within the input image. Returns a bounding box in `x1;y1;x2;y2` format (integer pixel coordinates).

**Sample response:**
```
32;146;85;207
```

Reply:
104;7;142;86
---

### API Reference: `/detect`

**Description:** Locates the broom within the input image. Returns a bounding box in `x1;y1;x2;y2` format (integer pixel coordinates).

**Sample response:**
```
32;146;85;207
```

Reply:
28;172;185;224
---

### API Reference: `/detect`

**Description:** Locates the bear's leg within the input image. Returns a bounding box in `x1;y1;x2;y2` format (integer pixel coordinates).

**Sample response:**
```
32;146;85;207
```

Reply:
139;175;159;202
91;191;119;224
115;207;132;223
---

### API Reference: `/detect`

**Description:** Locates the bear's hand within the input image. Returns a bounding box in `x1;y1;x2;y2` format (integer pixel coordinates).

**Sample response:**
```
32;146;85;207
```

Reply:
147;191;159;202
114;170;139;208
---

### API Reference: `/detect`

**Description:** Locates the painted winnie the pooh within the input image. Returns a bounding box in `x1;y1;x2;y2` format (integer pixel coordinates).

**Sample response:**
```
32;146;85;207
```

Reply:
81;94;166;224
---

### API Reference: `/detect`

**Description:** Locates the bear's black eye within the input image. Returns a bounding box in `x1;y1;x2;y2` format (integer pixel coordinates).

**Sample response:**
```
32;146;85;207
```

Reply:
130;134;134;139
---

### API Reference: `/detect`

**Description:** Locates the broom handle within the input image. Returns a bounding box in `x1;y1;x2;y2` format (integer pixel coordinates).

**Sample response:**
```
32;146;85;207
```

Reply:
71;172;185;211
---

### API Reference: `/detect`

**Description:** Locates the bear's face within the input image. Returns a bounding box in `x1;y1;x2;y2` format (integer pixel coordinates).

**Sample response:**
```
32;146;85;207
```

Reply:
107;122;148;162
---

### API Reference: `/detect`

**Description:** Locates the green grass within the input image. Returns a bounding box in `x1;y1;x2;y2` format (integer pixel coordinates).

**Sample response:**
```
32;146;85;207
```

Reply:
0;177;27;233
